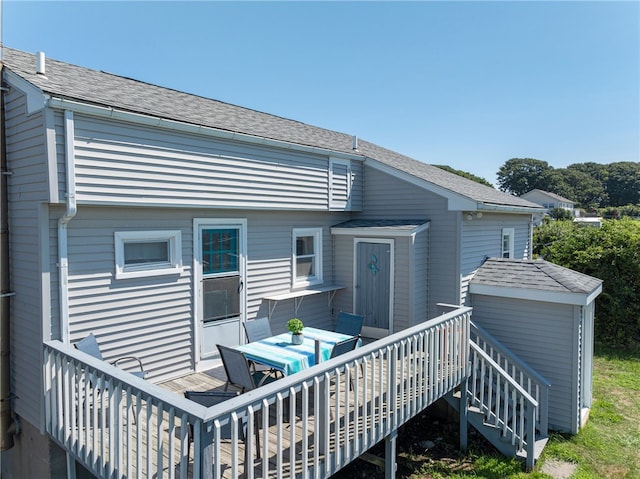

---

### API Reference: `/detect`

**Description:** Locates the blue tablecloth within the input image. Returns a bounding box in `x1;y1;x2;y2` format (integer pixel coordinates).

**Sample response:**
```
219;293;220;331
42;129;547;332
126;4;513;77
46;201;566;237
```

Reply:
235;327;359;375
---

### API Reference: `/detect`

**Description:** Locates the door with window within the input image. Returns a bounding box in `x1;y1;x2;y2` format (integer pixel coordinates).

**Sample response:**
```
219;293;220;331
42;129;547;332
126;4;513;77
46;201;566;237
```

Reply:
355;239;393;338
194;219;246;362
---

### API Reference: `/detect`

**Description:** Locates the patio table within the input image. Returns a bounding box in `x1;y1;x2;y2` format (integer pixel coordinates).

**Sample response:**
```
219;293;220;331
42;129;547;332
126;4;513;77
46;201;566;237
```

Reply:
235;327;359;376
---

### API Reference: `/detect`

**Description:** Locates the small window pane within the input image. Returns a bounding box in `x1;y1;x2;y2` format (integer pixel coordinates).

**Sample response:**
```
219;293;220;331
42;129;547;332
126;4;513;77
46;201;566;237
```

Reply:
203;276;240;322
296;236;315;256
124;241;169;265
296;257;314;277
202;228;238;275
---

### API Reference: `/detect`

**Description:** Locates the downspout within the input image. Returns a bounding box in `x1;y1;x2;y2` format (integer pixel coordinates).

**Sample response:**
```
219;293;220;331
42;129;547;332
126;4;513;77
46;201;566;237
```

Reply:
1;61;17;451
59;110;77;344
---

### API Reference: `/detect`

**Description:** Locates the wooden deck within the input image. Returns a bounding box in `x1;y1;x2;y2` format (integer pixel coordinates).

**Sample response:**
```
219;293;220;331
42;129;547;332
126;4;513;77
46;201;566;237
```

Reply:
44;308;473;479
155;364;389;478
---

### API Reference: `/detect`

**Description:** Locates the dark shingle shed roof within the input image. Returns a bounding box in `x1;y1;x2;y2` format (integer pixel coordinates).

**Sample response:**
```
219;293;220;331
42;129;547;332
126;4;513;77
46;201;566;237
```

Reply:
470;258;602;305
2;47;542;211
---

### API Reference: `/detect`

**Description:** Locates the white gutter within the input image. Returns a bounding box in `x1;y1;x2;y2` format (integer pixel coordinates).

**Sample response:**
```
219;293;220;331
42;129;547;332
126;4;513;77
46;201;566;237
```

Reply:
59;110;77;344
46;97;365;163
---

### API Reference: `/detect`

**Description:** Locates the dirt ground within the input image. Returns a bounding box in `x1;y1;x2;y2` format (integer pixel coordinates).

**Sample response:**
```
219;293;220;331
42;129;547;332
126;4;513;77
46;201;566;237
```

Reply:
330;400;496;478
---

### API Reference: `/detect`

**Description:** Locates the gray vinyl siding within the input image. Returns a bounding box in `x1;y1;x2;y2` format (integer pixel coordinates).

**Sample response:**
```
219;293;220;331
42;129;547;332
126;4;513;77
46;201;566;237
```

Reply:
61;206;349;381
460;213;531;304
4;86;49;427
358;166;458;318
412;229;429;325
470;294;578;433
70;115;363;211
332;236;355;321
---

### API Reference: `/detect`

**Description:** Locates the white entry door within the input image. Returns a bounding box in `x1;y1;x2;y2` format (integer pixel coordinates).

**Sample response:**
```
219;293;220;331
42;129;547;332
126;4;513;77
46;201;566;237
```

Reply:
194;219;247;363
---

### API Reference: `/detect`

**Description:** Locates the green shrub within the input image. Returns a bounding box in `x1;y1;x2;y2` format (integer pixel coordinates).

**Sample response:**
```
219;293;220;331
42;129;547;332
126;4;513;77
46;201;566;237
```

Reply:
534;218;640;347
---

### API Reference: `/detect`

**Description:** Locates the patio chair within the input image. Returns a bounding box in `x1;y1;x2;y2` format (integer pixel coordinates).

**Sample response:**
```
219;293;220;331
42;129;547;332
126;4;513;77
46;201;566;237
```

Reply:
243;317;273;342
243;317;282;378
335;311;364;337
75;333;147;379
216;344;280;393
184;390;243;460
329;335;360;359
74;333;147;426
216;344;283;455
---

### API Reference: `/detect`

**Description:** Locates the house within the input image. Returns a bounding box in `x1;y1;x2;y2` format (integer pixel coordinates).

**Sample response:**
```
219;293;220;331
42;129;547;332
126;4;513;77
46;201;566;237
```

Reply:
0;48;601;478
521;189;575;214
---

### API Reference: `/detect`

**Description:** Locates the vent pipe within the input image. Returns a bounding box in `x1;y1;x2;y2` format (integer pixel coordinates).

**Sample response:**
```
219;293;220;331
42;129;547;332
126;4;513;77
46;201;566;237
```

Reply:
352;135;358;151
35;51;46;76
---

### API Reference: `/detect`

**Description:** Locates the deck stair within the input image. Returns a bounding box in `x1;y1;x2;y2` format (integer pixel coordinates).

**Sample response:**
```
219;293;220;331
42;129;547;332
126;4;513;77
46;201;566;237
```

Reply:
446;321;551;469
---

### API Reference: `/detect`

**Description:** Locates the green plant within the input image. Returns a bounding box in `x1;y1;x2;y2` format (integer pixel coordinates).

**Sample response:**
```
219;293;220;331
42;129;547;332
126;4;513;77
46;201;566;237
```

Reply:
287;318;304;335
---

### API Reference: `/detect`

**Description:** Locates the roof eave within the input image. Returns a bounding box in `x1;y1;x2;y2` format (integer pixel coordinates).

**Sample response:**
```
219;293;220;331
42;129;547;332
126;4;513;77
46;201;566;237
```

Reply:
45;96;366;162
469;282;602;306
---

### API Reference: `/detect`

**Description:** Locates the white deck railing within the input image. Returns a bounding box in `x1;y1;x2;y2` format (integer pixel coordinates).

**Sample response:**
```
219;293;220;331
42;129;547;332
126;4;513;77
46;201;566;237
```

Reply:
44;307;471;479
469;321;550;437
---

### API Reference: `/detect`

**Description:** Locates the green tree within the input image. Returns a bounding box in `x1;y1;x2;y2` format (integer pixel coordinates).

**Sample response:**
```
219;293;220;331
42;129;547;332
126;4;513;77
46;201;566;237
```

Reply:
433;165;494;188
604;162;640;206
497;158;551;195
534;218;640;347
546;168;606;208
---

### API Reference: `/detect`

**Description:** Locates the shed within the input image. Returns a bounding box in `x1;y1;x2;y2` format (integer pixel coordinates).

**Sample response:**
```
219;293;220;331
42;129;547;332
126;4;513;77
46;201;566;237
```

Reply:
469;258;602;433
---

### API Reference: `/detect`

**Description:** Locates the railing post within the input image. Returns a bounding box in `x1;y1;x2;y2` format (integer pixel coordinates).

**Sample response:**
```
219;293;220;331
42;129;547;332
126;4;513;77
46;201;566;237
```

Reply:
197;421;215;479
384;429;397;479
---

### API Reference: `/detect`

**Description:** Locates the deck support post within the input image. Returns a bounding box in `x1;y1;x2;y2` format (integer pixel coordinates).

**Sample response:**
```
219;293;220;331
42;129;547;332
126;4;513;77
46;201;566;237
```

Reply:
384;429;397;479
459;376;468;451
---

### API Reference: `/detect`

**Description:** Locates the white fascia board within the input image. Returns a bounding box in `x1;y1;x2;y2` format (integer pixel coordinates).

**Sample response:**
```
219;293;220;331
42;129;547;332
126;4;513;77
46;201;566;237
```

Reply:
331;222;430;238
364;158;478;210
4;70;49;114
46;97;364;162
477;203;546;215
469;283;592;306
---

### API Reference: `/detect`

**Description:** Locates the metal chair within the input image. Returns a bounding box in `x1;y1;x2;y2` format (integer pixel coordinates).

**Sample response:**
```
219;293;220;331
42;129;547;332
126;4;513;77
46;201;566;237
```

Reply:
243;317;273;342
243;317;282;378
335;312;364;337
75;333;146;378
216;344;280;393
216;344;284;455
330;335;360;359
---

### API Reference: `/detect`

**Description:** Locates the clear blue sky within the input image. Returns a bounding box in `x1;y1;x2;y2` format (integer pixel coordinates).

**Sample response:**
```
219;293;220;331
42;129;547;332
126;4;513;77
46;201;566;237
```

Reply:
3;1;639;184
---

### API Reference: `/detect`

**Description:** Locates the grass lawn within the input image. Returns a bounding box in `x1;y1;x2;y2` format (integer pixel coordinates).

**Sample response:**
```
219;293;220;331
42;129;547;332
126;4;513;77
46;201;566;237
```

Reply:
333;346;640;478
540;346;640;479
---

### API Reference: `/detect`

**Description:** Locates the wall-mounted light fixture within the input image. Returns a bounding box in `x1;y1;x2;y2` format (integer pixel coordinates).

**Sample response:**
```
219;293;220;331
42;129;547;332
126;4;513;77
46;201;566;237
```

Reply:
465;211;483;221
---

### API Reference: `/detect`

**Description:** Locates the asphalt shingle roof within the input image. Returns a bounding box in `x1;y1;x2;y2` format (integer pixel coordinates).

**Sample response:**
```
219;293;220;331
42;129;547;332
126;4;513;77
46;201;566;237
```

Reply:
471;258;602;295
2;47;542;211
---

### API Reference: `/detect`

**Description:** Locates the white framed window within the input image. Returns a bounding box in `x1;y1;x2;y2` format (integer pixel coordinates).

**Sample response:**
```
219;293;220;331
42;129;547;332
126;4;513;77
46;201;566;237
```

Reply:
292;228;323;287
501;228;515;259
115;230;182;279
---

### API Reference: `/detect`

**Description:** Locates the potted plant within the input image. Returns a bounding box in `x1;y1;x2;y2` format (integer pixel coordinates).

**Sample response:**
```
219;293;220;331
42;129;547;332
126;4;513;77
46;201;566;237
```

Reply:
287;318;304;345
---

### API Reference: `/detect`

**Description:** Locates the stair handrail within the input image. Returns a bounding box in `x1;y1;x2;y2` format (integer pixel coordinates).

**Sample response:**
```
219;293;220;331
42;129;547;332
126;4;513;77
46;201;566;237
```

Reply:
470;320;550;435
468;341;538;469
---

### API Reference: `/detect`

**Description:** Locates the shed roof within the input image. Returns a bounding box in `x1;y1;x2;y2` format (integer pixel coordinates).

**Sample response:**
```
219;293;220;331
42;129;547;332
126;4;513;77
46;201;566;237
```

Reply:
2;47;543;212
470;258;602;305
331;219;430;237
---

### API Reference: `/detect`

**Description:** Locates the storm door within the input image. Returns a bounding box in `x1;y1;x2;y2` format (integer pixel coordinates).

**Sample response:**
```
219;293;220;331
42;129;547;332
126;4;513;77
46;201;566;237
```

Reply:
355;239;393;338
194;219;246;363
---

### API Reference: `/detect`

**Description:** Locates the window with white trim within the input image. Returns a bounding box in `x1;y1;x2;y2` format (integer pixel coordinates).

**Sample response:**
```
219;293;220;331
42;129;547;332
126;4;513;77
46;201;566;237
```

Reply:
292;228;323;287
115;230;182;279
501;228;515;258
